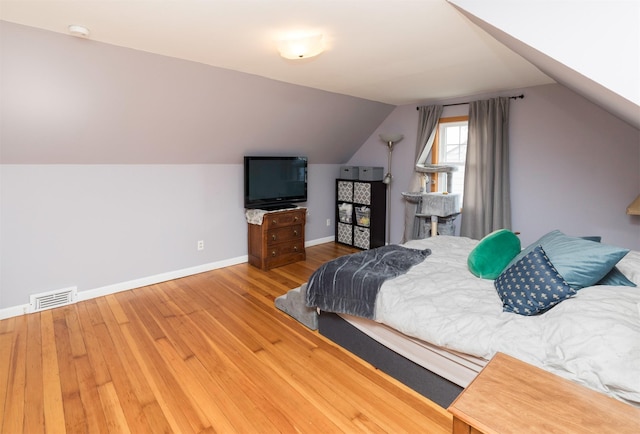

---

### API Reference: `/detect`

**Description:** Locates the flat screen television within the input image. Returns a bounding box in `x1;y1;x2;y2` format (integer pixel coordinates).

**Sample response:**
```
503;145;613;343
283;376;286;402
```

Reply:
244;156;308;210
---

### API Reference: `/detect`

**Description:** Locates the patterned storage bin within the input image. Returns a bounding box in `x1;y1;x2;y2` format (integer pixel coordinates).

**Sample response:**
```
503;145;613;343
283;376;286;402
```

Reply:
353;182;371;205
337;223;353;245
337;181;353;202
353;227;371;249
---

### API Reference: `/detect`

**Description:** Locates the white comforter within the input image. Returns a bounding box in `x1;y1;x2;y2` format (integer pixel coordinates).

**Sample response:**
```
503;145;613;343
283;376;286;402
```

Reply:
374;236;640;406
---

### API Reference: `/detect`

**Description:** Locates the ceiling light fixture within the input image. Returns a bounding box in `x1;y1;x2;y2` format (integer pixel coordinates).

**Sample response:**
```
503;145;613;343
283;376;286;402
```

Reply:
68;24;90;38
277;33;324;59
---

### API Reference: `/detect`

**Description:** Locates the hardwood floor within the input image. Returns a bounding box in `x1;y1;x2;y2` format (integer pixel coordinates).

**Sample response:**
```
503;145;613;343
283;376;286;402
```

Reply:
1;242;452;433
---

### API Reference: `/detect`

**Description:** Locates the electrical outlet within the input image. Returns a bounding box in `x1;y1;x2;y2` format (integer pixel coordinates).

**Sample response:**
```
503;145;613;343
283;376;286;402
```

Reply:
197;240;204;251
326;218;331;226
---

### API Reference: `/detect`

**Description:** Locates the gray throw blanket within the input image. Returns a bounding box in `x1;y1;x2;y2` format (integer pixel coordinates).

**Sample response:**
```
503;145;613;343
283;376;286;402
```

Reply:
305;245;431;319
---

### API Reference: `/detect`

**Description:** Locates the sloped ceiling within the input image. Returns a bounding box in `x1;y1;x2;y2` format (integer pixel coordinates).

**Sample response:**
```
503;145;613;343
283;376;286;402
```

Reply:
449;0;640;129
1;20;397;164
0;0;553;105
1;0;637;164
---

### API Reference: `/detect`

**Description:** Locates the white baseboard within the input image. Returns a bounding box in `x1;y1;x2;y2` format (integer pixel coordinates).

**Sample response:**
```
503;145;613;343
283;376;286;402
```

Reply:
0;254;247;321
0;236;336;320
306;235;335;247
76;254;249;303
0;304;29;319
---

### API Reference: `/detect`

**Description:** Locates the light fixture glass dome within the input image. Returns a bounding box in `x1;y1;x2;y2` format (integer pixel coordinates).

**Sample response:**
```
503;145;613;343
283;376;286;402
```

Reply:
277;34;324;59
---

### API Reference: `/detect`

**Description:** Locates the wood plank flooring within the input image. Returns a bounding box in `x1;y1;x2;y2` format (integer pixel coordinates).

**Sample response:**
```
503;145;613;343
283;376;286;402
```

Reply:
1;242;452;433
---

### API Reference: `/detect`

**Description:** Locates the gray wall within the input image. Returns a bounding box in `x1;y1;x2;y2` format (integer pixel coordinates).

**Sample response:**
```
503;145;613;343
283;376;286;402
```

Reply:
0;163;340;310
349;83;640;249
1;20;394;164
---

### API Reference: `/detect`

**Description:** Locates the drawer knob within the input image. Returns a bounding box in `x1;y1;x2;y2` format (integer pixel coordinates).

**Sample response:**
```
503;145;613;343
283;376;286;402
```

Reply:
294;216;299;221
272;219;277;224
293;246;298;252
293;230;298;236
272;234;277;241
271;251;277;257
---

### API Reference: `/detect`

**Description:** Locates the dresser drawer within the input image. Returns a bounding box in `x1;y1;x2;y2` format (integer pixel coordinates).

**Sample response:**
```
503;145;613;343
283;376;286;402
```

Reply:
265;254;305;269
267;242;304;262
264;210;305;229
266;225;303;246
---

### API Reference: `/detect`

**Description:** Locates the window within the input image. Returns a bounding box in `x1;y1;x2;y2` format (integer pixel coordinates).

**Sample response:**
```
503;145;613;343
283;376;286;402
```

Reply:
419;116;468;200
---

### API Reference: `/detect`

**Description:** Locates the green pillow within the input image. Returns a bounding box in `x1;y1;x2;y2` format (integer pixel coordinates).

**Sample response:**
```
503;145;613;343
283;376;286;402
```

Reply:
468;229;521;279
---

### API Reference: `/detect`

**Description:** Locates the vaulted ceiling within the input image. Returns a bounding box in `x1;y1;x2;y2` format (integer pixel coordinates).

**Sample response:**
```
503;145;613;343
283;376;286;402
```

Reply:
1;1;637;165
0;0;553;105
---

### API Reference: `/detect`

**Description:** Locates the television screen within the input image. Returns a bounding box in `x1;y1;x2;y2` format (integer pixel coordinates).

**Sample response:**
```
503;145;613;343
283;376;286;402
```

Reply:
244;156;307;210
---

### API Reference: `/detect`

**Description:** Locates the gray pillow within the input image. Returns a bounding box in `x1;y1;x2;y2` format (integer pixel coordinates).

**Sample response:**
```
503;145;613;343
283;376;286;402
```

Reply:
507;230;629;289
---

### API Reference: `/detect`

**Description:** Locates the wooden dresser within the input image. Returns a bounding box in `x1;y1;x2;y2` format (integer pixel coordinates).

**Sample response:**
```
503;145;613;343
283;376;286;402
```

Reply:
248;208;306;270
448;352;640;434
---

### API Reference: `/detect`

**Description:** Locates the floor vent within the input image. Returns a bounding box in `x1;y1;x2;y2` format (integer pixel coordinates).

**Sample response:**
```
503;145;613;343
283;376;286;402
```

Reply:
29;286;78;313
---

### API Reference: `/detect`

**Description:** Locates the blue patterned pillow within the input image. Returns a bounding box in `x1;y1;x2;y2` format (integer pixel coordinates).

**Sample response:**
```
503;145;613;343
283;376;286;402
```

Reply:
495;245;577;315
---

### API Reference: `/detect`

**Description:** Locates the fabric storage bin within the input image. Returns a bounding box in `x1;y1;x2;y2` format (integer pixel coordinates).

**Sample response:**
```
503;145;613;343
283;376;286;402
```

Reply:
353;182;372;205
358;167;384;181
337;181;353;202
340;166;359;180
353;227;371;249
337;223;353;245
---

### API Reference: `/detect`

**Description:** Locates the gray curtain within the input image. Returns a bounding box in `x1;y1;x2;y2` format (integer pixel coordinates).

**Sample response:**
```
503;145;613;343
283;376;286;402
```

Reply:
459;97;511;240
402;105;443;242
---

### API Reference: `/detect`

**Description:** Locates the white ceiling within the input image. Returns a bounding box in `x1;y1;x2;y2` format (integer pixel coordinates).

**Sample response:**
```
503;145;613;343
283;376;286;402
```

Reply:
0;0;554;105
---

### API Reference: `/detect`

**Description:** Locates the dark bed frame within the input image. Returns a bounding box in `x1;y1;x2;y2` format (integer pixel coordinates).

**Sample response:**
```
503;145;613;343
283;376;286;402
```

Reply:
318;311;463;408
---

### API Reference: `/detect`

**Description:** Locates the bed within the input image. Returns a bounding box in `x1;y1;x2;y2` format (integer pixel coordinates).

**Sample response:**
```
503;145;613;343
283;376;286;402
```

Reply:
305;231;640;408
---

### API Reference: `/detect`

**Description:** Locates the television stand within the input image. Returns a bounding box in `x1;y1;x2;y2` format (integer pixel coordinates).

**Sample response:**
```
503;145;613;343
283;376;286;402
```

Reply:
247;208;306;270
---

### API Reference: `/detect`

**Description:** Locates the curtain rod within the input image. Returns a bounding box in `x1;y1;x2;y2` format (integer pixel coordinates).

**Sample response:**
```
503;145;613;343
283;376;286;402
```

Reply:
416;94;524;110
